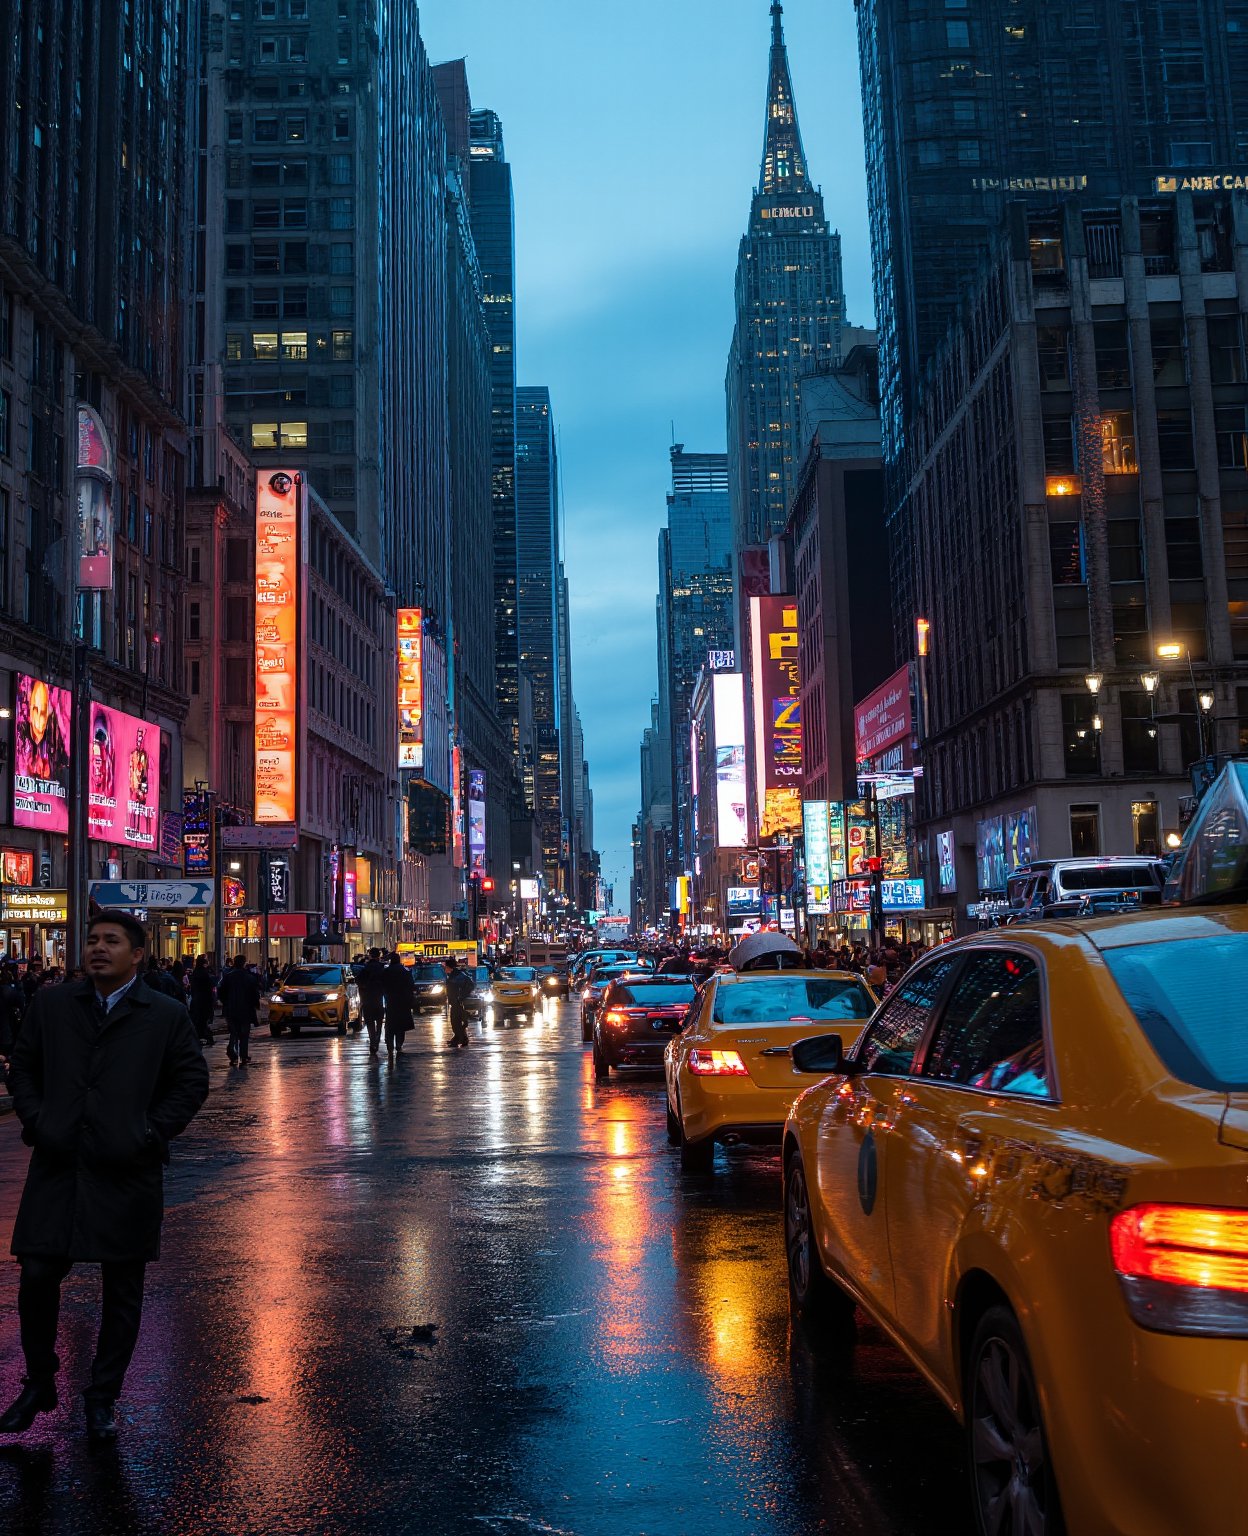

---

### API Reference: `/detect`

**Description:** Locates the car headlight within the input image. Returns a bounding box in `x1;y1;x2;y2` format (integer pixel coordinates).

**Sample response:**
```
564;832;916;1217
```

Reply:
481;990;495;1003
430;984;445;996
582;988;593;1001
270;994;283;1005
322;991;340;1002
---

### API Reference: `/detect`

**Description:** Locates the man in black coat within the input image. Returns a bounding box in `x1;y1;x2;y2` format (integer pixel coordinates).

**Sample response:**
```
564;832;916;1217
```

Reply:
444;958;474;1049
1;909;209;1441
217;954;262;1066
382;954;415;1056
358;948;387;1057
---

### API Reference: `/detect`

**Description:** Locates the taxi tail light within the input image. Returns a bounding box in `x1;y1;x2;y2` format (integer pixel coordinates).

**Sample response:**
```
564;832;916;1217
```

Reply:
1110;1204;1248;1336
688;1048;750;1077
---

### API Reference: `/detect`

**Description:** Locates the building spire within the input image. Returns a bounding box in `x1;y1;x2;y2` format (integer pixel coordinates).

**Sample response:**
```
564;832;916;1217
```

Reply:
759;1;809;195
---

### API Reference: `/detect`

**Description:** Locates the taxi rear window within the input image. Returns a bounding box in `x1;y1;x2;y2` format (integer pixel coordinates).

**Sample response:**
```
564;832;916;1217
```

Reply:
1104;934;1248;1090
714;977;876;1025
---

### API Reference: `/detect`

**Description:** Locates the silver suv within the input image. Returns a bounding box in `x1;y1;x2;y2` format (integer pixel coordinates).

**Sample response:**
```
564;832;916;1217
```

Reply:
1006;856;1166;919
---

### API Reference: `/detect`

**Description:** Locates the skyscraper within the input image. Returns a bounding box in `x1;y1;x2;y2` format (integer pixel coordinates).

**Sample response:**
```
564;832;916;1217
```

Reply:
726;2;845;552
856;0;1248;650
658;447;735;878
515;386;563;887
468;108;521;762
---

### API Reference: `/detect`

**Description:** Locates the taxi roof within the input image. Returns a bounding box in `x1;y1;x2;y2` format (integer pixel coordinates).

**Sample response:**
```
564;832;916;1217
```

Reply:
714;968;869;986
984;904;1248;953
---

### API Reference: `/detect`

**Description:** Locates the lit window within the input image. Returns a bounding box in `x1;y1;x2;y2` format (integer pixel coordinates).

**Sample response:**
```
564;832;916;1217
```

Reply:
286;116;306;143
281;330;308;360
226;333;243;362
331;329;352;362
280;421;308;449
251;422;279;450
252;332;279;360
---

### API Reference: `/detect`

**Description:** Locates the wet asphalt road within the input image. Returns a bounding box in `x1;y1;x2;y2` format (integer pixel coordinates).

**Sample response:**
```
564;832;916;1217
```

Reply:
0;999;971;1536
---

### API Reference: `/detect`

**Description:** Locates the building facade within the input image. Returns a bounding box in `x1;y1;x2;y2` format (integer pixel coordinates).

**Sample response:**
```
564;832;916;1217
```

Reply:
0;0;191;962
726;2;845;552
911;195;1248;919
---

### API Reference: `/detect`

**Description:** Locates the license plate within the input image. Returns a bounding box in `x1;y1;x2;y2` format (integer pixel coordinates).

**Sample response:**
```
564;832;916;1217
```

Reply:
293;1006;309;1018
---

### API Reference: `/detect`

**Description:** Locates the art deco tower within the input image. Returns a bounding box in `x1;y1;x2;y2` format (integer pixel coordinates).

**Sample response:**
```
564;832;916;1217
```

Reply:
726;2;845;552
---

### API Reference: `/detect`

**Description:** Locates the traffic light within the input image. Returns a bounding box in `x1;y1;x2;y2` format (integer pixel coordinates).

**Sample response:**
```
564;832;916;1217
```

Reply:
481;877;495;894
866;857;884;874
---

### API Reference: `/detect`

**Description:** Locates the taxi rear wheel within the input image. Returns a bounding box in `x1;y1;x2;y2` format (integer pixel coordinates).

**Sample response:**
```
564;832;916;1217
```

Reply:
677;1094;714;1173
665;1096;681;1146
784;1151;854;1328
967;1306;1065;1536
592;1039;610;1081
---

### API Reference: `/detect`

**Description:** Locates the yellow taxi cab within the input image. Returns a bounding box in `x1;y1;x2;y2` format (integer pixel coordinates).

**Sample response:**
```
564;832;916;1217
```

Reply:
782;766;1248;1536
664;969;878;1173
268;962;361;1037
489;965;542;1022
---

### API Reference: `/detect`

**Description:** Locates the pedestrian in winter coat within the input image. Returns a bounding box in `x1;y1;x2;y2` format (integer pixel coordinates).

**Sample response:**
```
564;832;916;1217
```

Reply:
0;964;23;1058
188;956;217;1046
144;957;184;1002
444;959;474;1049
358;948;388;1057
382;955;415;1055
217;955;262;1066
0;909;209;1442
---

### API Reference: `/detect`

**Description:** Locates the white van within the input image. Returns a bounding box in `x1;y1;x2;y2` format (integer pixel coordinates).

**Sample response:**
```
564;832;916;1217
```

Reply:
1006;857;1166;918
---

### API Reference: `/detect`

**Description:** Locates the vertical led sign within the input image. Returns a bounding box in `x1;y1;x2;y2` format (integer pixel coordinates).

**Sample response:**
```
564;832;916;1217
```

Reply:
712;673;748;849
254;470;300;823
750;596;803;840
397;608;423;770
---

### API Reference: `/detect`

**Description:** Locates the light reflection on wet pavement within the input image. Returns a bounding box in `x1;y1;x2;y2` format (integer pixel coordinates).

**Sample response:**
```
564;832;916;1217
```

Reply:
0;1002;970;1534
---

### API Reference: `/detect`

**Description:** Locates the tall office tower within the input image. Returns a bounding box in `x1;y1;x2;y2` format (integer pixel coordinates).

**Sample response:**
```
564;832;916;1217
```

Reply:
0;1;192;942
658;447;735;877
856;0;1248;652
468;108;521;760
726;2;845;552
515;387;563;888
194;1;450;622
555;564;577;895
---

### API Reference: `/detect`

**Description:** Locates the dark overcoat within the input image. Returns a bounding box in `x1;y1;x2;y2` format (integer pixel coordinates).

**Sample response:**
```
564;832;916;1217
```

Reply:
6;978;210;1261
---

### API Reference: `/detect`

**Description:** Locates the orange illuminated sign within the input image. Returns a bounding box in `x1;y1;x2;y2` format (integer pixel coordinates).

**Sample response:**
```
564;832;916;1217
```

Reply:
254;470;300;824
397;608;423;770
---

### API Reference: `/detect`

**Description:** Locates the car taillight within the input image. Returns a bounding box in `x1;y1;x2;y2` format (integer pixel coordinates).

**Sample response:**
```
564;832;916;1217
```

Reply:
1110;1204;1248;1336
603;1009;629;1028
688;1048;750;1077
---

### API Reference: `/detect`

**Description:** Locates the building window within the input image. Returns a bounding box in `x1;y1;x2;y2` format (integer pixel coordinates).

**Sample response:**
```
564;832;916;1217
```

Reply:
286;115;306;143
1121;689;1160;774
283;287;308;318
1207;315;1245;383
253;199;280;228
284;242;307;274
329;286;353;318
188;659;200;697
227;114;243;144
226;538;250;583
1069;803;1100;857
1108;519;1144;583
0;390;9;458
283;199;307;228
1165;518;1204;580
329;198;353;230
337;30;352;63
253;287;280;319
1094;320;1131;389
188;601;201;642
254;116;280;143
225;658;250;705
1157;409;1194;470
329;154;352;186
1132;800;1159;856
1112;593;1150;665
251;422;279;450
1036;327;1070;391
187;545;201;584
226;244;247;275
331;329;353;362
331;375;352;407
333;110;350;141
1042;416;1074;472
281;330;308;360
280;421;308;449
330;242;353;274
1049;521;1086;584
252;240;280;274
252;332;279;360
1101;412;1137;474
1053;588;1091;667
226;333;244;362
332;464;355;498
1062;694;1101;776
331;420;353;453
1214;406;1248;469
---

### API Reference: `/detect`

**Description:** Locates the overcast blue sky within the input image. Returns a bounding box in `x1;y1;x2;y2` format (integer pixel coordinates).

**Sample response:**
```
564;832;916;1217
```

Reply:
419;0;872;908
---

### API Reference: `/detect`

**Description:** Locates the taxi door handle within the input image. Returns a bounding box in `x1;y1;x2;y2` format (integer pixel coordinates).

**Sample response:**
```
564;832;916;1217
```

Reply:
760;1045;791;1057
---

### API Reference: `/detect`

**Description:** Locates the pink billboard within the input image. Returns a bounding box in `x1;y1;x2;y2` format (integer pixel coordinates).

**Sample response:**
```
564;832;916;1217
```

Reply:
854;665;913;763
12;675;72;834
88;703;160;849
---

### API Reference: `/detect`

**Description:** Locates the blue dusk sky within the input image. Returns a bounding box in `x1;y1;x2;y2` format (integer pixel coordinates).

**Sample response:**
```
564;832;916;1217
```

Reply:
418;0;873;909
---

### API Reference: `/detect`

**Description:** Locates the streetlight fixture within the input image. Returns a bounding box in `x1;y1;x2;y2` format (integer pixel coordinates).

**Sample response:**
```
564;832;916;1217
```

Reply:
1156;641;1209;758
1140;672;1160;694
1084;672;1102;694
1165;830;1183;851
1092;713;1104;733
1199;690;1215;714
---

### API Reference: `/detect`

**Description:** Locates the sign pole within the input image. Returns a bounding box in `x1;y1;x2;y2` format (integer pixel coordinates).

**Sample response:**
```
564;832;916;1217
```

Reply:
67;626;92;972
261;849;271;976
212;796;224;970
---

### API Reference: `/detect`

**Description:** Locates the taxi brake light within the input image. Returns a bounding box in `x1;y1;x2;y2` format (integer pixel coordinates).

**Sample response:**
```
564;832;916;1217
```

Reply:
688;1048;750;1077
1110;1204;1248;1336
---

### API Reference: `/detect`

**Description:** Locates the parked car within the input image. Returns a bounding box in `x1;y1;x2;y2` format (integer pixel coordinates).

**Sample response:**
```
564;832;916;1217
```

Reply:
782;884;1248;1536
591;976;698;1079
268;964;361;1037
665;970;878;1172
1006;857;1165;919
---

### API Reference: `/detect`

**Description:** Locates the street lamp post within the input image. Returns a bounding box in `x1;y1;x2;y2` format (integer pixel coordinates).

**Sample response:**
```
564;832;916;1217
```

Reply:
1157;642;1209;760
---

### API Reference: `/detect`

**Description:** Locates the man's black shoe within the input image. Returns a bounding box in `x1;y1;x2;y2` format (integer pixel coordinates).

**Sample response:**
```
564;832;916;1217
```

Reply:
0;1378;57;1433
84;1399;117;1442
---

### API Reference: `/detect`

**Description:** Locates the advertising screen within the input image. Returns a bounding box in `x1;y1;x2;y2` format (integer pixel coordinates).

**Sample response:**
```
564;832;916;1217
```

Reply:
803;799;831;914
726;886;761;916
976;816;1006;892
1006;806;1037;870
468;769;487;876
854;664;913;764
712;673;748;849
936;830;957;894
76;404;115;590
749;596;803;840
1;850;35;886
12;674;72;834
254;470;300;824
881;878;926;912
397;608;423;770
88;702;160;849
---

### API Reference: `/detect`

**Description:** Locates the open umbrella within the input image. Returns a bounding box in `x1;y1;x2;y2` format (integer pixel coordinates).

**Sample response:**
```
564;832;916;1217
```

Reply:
728;931;803;972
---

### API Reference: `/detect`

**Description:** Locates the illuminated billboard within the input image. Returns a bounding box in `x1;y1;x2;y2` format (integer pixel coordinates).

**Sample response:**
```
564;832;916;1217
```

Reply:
749;596;803;840
76;404;115;590
254;470;300;824
468;769;486;876
88;703;160;849
712;673;747;849
803;800;831;914
12;674;72;834
397;608;423;770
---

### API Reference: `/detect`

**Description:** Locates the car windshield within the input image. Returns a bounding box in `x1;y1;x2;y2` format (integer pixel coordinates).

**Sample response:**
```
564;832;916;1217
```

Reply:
713;976;876;1025
1104;933;1248;1091
500;967;536;981
412;964;446;982
613;982;696;1005
285;966;341;986
472;967;491;982
1060;863;1159;892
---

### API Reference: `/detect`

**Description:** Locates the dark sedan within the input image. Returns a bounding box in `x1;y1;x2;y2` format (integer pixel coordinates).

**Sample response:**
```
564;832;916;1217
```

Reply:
592;977;698;1080
409;961;450;1013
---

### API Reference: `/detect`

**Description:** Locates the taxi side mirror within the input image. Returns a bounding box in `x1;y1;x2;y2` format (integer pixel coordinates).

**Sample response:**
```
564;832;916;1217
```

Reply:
791;1034;847;1075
